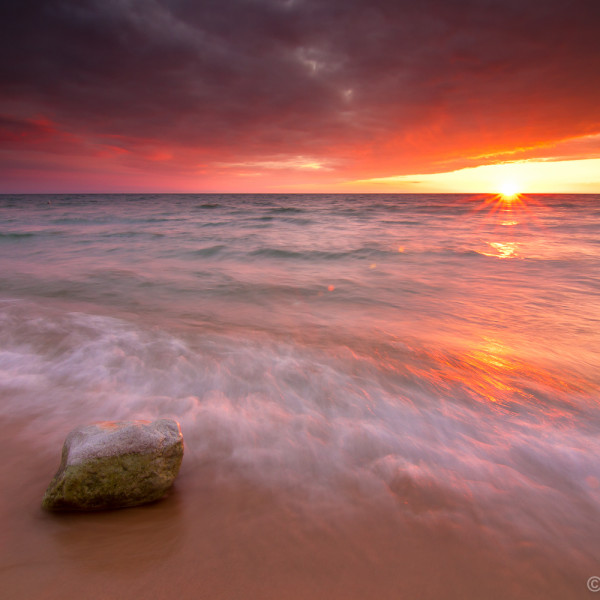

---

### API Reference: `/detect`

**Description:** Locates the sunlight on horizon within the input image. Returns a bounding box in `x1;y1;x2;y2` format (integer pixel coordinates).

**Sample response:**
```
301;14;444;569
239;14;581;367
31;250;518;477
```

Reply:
346;157;600;193
499;182;520;199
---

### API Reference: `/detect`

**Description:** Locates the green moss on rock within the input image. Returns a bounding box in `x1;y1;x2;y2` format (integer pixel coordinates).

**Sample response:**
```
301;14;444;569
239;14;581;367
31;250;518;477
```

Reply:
42;419;184;511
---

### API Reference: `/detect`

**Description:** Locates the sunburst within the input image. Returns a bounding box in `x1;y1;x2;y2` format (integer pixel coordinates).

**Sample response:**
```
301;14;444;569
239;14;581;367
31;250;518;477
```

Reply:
499;181;520;201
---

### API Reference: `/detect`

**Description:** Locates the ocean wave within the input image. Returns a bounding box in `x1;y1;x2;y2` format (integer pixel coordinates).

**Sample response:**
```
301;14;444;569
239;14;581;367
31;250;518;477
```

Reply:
1;301;598;563
249;246;390;261
188;244;228;257
268;206;306;214
0;231;36;239
1;193;599;577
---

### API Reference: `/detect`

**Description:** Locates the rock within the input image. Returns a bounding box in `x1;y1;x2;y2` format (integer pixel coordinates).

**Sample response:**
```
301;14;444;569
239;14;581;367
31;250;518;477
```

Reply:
42;419;183;511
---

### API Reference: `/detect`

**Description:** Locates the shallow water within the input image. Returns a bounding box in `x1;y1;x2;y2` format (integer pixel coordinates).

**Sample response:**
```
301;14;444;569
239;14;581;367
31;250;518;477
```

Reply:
1;193;599;599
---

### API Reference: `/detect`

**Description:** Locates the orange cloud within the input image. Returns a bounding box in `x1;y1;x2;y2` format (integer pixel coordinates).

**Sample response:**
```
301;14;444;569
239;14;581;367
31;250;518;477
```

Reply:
1;0;599;191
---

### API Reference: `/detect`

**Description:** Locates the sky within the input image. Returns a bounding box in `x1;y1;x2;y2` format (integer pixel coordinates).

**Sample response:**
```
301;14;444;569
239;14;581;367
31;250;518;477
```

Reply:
1;0;600;193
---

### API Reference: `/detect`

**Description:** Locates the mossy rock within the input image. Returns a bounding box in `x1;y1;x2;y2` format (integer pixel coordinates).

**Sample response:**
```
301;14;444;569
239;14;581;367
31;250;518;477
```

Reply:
42;419;183;511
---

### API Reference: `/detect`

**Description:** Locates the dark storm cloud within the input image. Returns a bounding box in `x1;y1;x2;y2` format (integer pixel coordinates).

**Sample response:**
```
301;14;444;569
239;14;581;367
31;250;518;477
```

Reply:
1;0;600;175
0;115;55;142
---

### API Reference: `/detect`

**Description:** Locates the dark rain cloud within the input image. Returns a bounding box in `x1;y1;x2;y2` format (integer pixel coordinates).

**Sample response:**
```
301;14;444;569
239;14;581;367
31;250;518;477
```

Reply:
1;0;600;177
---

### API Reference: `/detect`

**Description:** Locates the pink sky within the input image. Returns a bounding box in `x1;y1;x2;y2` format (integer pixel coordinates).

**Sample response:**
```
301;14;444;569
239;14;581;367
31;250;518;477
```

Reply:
1;0;599;193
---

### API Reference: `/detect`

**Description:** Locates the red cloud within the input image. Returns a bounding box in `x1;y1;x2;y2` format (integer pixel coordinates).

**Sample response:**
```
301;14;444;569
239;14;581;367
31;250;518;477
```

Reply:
1;0;599;190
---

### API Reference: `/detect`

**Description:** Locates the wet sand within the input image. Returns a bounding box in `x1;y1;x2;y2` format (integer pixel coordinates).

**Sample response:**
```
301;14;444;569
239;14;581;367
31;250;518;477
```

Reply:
1;420;589;600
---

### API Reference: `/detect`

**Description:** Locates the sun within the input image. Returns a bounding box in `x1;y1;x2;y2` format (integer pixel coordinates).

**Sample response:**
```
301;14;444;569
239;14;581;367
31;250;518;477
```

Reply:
499;181;520;200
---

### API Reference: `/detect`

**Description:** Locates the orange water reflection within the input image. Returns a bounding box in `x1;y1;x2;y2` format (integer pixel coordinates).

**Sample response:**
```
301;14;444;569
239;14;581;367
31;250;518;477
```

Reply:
465;192;549;228
479;241;519;259
467;193;546;259
401;338;585;417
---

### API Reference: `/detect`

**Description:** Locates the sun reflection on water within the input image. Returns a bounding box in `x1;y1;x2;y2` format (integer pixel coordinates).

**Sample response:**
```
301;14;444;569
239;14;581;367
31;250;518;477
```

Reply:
466;192;545;225
401;337;585;415
464;193;549;259
480;241;519;259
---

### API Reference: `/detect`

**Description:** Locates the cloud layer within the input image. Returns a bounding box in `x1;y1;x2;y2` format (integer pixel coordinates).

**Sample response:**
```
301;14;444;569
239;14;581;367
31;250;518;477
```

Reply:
1;0;600;190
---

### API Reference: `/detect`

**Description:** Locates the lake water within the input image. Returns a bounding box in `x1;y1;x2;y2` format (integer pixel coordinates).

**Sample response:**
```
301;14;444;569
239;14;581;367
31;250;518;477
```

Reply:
1;193;599;599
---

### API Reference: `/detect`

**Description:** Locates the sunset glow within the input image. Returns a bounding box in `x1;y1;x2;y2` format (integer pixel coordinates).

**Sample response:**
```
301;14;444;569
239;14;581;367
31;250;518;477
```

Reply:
347;158;600;194
1;2;600;598
1;1;599;193
499;182;520;200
